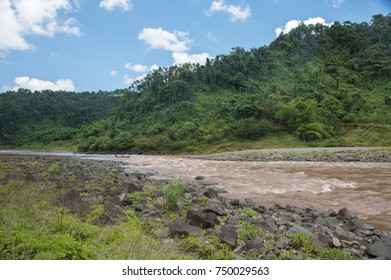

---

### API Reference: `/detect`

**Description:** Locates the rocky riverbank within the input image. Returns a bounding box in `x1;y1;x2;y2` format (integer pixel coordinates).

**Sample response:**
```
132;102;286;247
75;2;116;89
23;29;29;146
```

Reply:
1;154;390;259
195;147;391;162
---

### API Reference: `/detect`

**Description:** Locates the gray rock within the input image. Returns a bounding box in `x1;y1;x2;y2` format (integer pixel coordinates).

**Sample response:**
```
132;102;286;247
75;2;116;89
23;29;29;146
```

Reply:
337;208;357;220
187;209;219;229
167;218;203;237
202;188;219;199
366;241;391;259
49;189;89;216
288;225;312;235
257;219;277;232
275;236;290;249
230;199;240;207
93;204;125;225
195;175;205;180
216;226;238;248
201;200;226;216
123;181;142;193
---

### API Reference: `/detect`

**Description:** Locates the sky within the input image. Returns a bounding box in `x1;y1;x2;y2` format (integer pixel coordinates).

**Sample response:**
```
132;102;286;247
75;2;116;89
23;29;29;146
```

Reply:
0;0;390;93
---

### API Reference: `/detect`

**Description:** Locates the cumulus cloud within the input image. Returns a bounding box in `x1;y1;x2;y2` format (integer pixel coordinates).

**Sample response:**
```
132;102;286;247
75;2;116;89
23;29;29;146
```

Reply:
138;27;191;53
206;0;251;22
99;0;133;12
332;0;345;8
0;0;81;53
11;76;76;91
124;63;149;73
274;17;332;37
172;52;211;65
110;70;118;76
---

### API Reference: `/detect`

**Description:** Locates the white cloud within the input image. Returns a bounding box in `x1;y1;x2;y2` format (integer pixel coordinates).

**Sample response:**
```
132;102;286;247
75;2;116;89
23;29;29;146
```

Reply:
124;63;149;73
274;17;332;37
138;27;191;53
99;0;132;12
206;0;251;22
11;76;76;91
332;0;345;8
172;52;211;65
0;0;81;53
110;70;118;76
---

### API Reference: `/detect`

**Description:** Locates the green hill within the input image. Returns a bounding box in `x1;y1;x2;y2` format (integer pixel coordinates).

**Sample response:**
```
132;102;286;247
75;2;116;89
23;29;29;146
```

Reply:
1;14;391;153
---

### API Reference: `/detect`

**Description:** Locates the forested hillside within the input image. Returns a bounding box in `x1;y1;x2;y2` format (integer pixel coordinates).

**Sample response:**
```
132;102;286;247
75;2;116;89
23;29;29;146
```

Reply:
1;14;391;152
0;90;119;148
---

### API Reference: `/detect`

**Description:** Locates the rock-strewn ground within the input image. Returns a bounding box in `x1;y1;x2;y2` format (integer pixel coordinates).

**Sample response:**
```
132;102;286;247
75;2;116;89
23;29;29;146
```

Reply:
1;154;390;260
195;147;391;162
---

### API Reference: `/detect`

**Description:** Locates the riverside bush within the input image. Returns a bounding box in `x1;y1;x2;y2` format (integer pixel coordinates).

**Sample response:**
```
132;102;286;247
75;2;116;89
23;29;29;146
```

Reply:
163;180;184;212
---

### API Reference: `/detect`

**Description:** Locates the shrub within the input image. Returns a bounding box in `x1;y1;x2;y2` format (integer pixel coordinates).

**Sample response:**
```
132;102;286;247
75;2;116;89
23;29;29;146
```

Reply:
163;181;184;212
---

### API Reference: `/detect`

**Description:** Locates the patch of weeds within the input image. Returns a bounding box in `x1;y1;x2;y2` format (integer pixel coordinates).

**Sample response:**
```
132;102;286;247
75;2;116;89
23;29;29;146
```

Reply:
243;207;259;217
198;196;209;205
287;233;355;260
181;234;234;260
238;221;261;240
168;213;180;222
163;180;184;212
48;162;61;173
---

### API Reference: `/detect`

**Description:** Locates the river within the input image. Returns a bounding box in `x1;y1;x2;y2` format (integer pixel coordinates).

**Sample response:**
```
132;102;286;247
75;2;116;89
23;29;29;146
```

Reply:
1;150;390;231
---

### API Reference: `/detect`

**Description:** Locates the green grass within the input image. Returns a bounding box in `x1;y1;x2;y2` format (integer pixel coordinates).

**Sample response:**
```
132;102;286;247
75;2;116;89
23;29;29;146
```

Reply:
0;158;186;260
163;180;185;212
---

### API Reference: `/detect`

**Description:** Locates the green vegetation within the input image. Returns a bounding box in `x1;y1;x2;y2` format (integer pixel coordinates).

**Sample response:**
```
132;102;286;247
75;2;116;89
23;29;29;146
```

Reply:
181;234;235;260
163;180;185;212
1;14;391;152
284;233;354;260
0;157;184;260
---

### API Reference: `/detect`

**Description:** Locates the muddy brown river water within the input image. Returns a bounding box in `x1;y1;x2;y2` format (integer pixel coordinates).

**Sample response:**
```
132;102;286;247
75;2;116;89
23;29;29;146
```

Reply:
103;155;391;231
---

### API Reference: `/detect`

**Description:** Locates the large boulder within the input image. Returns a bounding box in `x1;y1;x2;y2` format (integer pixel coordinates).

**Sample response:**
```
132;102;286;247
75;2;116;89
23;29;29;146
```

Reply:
49;189;89;216
167;218;203;237
187;209;219;229
216;226;238;248
366;241;391;259
201;200;226;216
337;208;357;220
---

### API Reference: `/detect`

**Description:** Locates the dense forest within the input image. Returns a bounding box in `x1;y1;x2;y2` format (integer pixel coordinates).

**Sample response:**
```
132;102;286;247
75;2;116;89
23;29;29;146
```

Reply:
1;14;391;153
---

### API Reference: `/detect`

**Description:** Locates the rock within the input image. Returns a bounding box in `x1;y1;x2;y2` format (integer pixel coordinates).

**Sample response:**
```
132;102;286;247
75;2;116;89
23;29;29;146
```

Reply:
93;204;125;225
123;181;142;193
275;236;290;249
317;226;334;247
254;205;267;213
195;175;205;180
332;236;342;248
337;208;357;220
216;226;238;248
111;193;132;207
201;200;226;216
245;236;265;252
230;199;240;207
325;208;337;217
256;219;277;232
366;241;391;259
187;209;219;229
288;225;312;235
49;189;89;216
202;188;219;199
167;218;204;237
343;218;362;232
333;226;357;241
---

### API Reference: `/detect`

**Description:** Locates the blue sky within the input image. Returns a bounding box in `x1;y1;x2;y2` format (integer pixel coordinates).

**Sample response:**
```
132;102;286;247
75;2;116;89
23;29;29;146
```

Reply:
1;0;390;92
